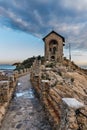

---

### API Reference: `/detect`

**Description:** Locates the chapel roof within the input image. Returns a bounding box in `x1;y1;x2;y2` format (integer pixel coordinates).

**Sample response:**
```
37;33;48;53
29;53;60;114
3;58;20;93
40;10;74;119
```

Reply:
43;30;65;42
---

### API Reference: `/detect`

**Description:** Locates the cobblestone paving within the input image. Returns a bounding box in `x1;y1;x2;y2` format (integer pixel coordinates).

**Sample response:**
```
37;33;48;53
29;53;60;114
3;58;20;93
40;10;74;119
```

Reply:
1;74;52;130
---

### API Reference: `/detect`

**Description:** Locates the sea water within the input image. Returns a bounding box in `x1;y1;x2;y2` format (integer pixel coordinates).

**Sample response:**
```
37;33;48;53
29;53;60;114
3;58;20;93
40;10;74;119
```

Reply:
0;64;16;71
79;65;87;69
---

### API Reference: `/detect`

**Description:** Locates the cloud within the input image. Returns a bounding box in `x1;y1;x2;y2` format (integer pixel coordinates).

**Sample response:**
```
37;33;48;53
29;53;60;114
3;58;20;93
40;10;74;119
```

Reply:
0;0;87;50
62;0;87;12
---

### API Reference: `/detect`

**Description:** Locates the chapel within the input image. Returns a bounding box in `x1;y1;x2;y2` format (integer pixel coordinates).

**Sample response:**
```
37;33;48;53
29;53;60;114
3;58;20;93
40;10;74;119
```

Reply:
43;30;65;62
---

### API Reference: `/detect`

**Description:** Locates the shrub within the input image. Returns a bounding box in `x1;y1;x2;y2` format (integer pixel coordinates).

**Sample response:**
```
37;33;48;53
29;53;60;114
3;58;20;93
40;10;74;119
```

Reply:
45;62;55;68
58;71;62;76
71;78;74;82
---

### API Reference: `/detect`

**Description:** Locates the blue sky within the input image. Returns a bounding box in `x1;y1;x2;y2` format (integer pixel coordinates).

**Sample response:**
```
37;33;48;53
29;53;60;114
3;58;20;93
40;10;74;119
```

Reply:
0;0;87;65
0;27;43;63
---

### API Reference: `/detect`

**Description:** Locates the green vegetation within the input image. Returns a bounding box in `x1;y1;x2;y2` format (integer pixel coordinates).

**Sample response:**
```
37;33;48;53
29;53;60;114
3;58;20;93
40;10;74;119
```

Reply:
14;56;44;71
41;73;50;80
71;78;74;83
45;62;56;68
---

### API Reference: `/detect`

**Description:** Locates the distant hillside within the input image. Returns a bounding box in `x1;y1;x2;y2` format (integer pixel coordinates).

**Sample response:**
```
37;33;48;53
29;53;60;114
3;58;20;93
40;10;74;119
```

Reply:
14;56;44;71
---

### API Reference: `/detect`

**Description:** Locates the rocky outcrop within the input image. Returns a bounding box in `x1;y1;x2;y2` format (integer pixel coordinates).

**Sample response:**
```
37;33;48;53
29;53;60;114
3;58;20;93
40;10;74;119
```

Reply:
30;59;87;130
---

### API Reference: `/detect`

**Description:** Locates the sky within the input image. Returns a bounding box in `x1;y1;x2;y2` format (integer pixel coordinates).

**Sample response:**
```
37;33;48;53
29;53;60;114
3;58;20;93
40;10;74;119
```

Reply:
0;0;87;65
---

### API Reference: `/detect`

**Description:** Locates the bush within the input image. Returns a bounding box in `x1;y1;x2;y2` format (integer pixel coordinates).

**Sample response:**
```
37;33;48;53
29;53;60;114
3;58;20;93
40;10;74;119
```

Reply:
45;62;55;68
71;78;74;82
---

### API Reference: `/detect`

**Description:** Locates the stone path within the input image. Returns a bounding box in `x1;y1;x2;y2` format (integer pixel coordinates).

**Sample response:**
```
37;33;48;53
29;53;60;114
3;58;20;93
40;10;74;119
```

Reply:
0;74;52;130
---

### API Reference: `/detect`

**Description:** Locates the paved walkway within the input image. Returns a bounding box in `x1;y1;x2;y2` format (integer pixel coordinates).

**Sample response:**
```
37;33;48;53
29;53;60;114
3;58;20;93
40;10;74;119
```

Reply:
1;74;52;130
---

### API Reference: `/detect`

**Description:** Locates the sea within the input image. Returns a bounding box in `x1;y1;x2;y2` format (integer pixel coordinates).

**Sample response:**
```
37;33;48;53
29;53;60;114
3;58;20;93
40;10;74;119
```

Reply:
0;64;16;76
79;65;87;69
0;64;16;71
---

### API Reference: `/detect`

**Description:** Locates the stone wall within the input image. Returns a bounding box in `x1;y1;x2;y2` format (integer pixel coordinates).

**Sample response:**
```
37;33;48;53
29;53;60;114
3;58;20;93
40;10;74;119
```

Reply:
0;68;30;126
0;82;9;103
0;75;8;81
13;68;30;79
30;59;87;130
0;74;16;126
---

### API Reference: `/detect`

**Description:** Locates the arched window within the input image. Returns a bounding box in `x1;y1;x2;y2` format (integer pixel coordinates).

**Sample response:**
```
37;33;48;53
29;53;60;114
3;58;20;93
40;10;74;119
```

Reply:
49;40;58;46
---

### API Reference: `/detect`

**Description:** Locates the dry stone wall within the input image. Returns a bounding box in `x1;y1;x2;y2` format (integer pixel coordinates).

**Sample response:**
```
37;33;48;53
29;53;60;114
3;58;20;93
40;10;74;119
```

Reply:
0;82;9;103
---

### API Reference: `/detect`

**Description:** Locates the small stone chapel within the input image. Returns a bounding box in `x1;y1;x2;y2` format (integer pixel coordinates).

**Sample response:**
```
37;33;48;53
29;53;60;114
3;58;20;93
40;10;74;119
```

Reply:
43;30;65;62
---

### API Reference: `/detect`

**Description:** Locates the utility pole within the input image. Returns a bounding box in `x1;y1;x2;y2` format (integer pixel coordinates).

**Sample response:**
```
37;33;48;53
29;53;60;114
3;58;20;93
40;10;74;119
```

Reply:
69;43;71;71
69;43;71;61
